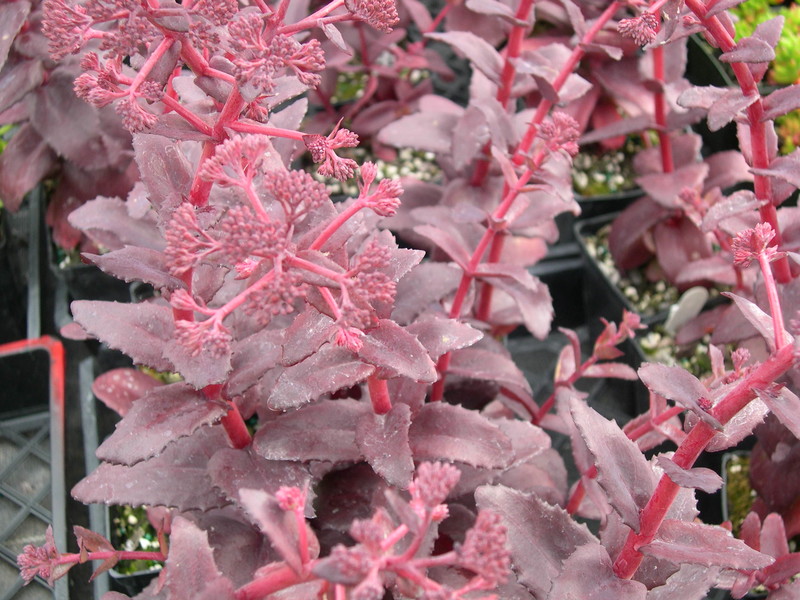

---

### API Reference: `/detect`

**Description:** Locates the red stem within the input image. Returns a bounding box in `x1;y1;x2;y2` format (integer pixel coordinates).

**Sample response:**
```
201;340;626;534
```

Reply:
367;375;392;414
613;344;796;578
683;0;791;283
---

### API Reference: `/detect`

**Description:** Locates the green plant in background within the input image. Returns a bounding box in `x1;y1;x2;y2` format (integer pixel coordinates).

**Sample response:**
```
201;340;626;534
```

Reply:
731;0;800;86
109;506;163;576
777;110;800;153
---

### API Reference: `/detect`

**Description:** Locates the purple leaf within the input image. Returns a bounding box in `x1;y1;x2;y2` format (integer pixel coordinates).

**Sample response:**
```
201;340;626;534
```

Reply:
405;314;483;360
164;335;233;389
647;564;720;600
719;35;775;64
268;345;374;410
708;89;759;132
640;520;774;570
638;363;723;431
448;347;532;396
724;291;788;351
358;319;437;382
92;368;162;417
425;31;503;83
96;383;229;466
0;60;44;115
378;111;460;153
32;70;105;169
675;256;737;287
73;427;229;511
705;395;769;452
582;362;638;380
68;196;164;252
548;543;647;600
413;223;472;269
408;403;513;469
752;153;800;189
253;399;369;463
71;300;175;372
569;396;655;532
752;385;800;439
763;84;800;121
281;308;335;366
0;2;29;70
392;262;462;324
637;163;709;208
208;448;312;513
84;247;184;291
475;484;595;599
226;328;284;397
475;263;553;339
0;123;55;211
655;455;723;493
133;134;193;216
164;517;236;600
701;190;761;233
356;403;414;488
238;489;306;575
465;0;525;23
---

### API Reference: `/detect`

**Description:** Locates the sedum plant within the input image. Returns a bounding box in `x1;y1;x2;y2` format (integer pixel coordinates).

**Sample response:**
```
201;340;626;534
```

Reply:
11;0;800;599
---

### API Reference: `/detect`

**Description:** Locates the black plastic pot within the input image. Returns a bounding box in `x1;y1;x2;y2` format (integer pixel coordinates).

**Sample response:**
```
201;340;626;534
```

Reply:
556;188;642;246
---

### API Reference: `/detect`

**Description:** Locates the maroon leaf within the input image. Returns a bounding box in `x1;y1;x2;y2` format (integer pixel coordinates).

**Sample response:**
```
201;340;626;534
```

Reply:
0;2;29;70
268;345;374;410
724;292;788;351
378;111;460;153
752;385;800;439
0;60;44;115
281;308;334;366
637;163;709;209
253;399;369;463
569;396;655;532
165;517;236;600
425;31;503;83
226;328;284;397
582;362;638;380
358;319;437;382
408;403;513;469
704;189;759;233
475;263;553;339
719;30;776;65
708;89;759;132
405;314;482;360
640;520;774;570
647;564;720;600
71;300;176;372
68;196;164;252
96;383;229;466
475;484;596;599
638;363;723;431
208;447;312;512
763;84;800;121
85;247;184;291
448;347;531;395
238;489;306;575
164;336;233;389
92;368;162;417
0;123;56;211
655;455;723;493
133;134;193;215
392;262;462;324
413;223;471;269
356;403;414;488
74;526;119;580
73;428;229;511
548;543;647;600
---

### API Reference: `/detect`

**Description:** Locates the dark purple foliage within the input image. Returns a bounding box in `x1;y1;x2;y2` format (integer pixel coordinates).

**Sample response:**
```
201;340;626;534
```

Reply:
11;0;800;597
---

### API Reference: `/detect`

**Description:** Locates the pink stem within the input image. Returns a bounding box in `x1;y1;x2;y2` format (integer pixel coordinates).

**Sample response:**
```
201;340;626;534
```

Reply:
613;344;796;578
367;375;392;414
683;0;791;283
